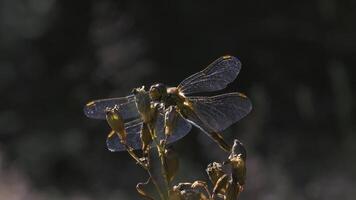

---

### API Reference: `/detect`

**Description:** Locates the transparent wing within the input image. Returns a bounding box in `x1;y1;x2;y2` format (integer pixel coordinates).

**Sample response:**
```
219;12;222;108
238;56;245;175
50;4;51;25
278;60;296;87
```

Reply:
107;110;192;152
84;94;139;120
187;92;252;132
155;111;192;145
177;56;241;95
180;109;232;151
106;119;143;152
167;113;192;144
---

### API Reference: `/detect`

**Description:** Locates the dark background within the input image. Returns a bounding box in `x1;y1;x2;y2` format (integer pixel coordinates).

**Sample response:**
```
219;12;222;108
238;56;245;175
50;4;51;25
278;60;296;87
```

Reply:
0;0;355;199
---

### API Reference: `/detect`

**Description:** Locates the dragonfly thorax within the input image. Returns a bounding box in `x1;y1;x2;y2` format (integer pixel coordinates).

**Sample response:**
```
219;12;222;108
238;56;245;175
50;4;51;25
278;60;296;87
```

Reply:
165;87;186;108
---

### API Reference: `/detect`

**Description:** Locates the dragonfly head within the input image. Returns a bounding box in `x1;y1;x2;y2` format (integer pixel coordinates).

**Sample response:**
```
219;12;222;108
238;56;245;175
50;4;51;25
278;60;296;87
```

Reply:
149;83;167;101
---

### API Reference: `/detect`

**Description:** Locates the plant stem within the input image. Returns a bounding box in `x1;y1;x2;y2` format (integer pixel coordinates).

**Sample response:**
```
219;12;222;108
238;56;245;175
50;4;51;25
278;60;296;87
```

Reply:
124;143;165;200
125;147;147;168
147;168;165;200
148;123;170;199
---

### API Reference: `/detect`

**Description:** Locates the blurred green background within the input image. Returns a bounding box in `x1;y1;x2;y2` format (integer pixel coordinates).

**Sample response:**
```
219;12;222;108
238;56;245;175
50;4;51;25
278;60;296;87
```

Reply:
0;0;355;199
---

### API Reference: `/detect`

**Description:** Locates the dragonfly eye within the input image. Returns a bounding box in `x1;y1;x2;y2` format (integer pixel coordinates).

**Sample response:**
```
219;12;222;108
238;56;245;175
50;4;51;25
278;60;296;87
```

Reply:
149;87;161;101
149;83;167;101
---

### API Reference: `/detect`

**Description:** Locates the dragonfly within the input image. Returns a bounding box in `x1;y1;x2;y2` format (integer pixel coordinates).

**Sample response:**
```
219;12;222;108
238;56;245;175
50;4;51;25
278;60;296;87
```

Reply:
84;55;252;152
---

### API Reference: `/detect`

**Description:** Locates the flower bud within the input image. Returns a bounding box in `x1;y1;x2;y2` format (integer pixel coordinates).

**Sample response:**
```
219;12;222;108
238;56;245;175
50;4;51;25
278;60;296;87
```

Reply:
164;106;178;136
206;162;225;186
229;156;246;187
229;139;246;187
105;106;126;142
133;86;155;123
173;183;205;200
229;139;246;161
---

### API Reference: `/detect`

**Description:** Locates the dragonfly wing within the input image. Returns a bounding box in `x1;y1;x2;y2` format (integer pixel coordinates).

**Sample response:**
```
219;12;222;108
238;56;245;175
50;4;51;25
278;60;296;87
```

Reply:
84;94;139;120
187;92;252;132
106;119;143;152
180;108;232;152
107;108;193;152
154;112;165;139
166;112;192;145
177;56;241;95
153;109;192;145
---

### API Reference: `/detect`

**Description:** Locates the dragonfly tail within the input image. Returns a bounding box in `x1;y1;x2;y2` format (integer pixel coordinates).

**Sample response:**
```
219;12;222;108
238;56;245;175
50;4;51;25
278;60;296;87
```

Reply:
209;132;231;153
181;108;232;152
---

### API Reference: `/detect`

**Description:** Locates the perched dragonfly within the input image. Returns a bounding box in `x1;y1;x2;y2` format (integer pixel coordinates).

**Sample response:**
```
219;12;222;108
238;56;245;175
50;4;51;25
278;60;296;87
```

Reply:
84;55;252;152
